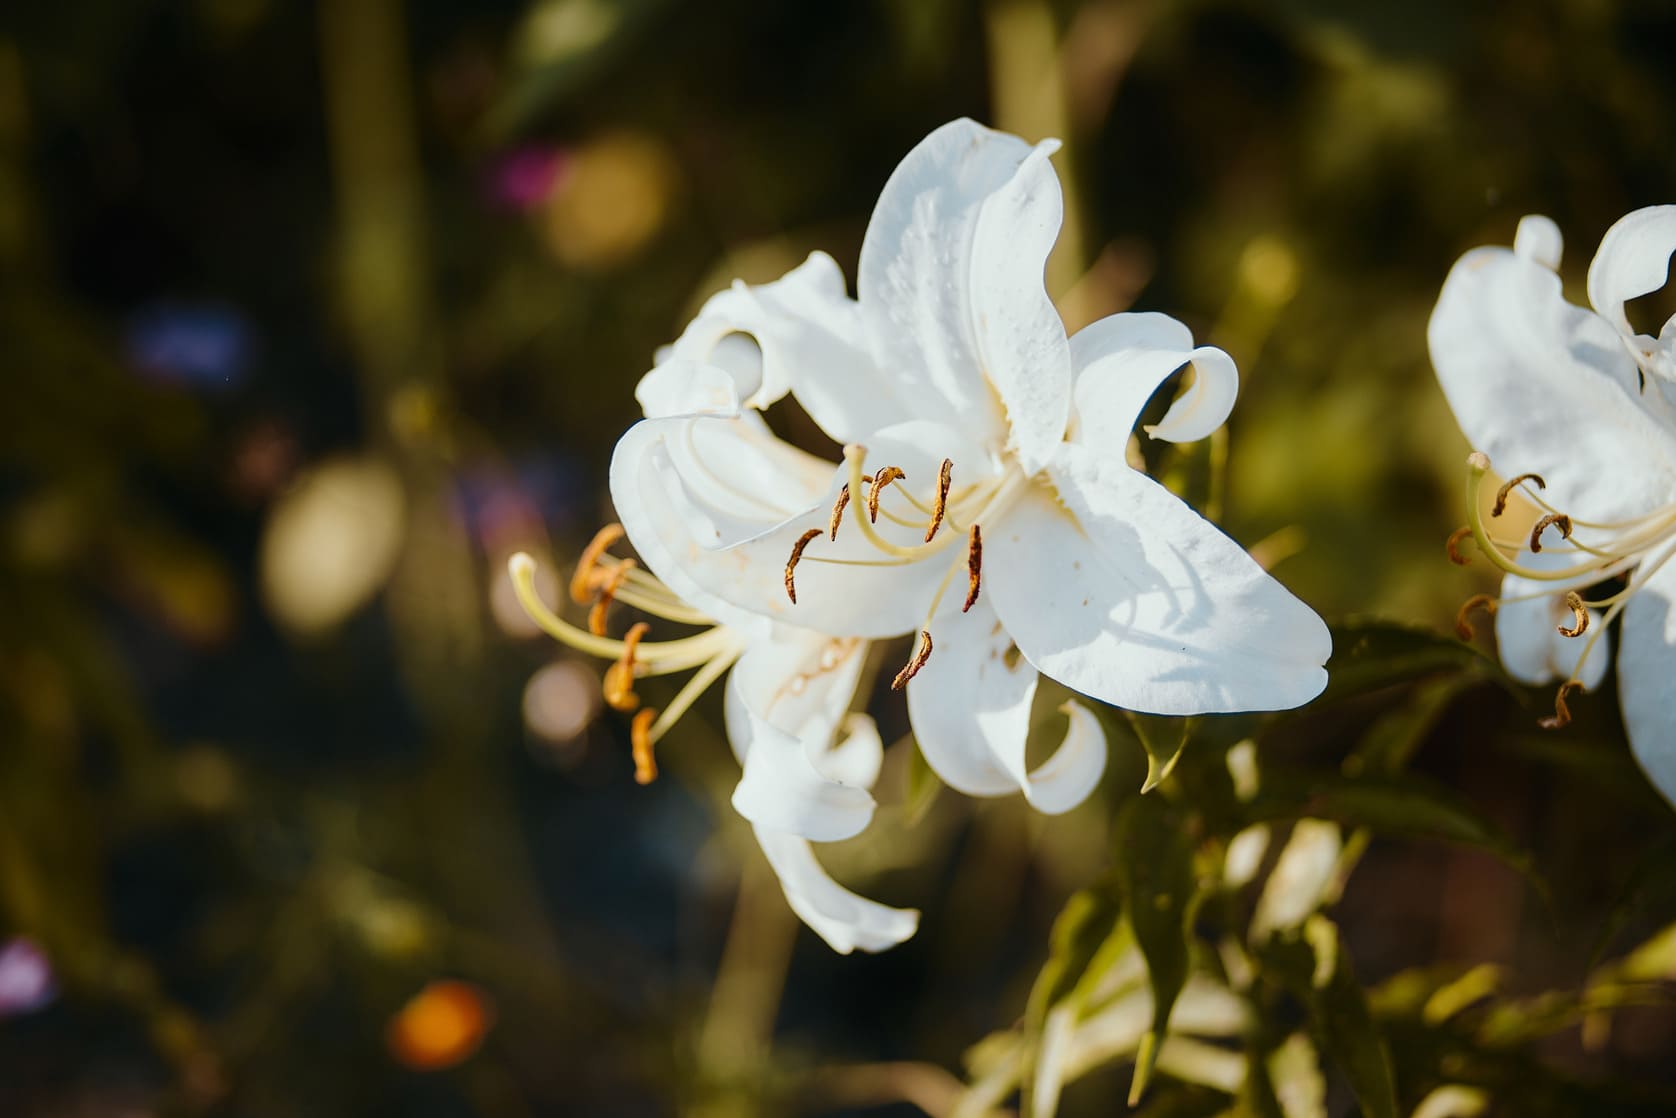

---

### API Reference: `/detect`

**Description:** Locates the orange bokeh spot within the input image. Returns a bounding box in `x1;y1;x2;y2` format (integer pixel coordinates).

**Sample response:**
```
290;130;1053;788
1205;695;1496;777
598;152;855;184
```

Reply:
387;980;493;1071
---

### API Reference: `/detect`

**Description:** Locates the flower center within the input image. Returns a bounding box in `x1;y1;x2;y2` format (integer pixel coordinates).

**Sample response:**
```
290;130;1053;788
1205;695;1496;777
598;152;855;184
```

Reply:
508;528;744;784
782;444;1028;687
1451;452;1676;726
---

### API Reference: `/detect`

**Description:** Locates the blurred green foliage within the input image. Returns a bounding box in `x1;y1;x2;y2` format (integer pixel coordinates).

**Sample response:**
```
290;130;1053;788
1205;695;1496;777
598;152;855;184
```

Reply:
1;1;1675;1115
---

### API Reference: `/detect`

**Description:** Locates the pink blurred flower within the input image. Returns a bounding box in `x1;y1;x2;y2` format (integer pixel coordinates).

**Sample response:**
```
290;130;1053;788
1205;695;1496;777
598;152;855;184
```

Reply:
0;937;56;1017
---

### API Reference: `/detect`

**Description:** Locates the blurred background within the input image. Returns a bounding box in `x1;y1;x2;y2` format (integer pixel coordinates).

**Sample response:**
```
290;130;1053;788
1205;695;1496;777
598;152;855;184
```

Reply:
2;0;1675;1114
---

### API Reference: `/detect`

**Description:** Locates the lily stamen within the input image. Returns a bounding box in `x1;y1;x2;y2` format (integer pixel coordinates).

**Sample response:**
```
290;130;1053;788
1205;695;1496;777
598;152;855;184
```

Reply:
1492;473;1546;517
891;630;933;690
571;523;627;603
631;709;658;784
588;558;637;636
868;466;907;523
1455;593;1497;641
603;622;651;712
1529;513;1573;553
925;459;953;542
1446;525;1474;565
785;528;824;604
1558;592;1588;638
1539;680;1582;730
964;524;983;612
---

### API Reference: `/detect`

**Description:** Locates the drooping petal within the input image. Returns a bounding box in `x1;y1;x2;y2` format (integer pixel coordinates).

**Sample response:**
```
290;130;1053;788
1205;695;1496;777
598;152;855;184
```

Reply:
732;714;876;841
1615;551;1676;807
1429;241;1676;523
903;596;1107;813
985;444;1331;715
659;251;876;413
752;827;920;954
1068;312;1239;451
1493;548;1611;689
857;118;1072;464
905;596;1032;797
724;627;875;840
1512;214;1563;271
1586;205;1676;346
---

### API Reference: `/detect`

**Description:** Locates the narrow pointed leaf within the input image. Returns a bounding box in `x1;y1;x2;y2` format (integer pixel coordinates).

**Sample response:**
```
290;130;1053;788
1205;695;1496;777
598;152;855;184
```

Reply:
1259;919;1398;1118
1114;794;1201;1104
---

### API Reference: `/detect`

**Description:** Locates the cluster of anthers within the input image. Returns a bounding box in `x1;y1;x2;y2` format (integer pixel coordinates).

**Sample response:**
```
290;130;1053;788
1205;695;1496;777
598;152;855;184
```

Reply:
1447;450;1676;728
783;446;1009;690
508;528;742;784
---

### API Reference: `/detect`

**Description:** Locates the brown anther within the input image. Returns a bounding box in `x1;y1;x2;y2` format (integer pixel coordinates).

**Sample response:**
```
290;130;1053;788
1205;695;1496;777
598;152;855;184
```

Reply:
891;630;934;690
1492;472;1546;518
785;529;823;604
602;621;650;712
631;709;658;784
829;485;852;541
570;523;626;603
587;558;637;636
963;524;984;613
925;458;953;541
1539;680;1582;730
868;466;906;523
1528;513;1573;553
1558;591;1589;638
1446;526;1474;566
1454;593;1498;641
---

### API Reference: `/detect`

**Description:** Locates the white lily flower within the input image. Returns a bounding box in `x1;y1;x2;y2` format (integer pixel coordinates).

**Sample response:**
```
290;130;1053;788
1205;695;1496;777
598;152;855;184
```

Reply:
609;118;1332;817
1429;207;1676;803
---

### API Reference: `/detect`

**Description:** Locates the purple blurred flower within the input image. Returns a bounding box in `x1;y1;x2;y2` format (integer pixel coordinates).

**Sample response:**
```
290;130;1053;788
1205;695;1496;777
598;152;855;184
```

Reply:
0;937;56;1017
486;145;570;212
453;454;585;552
126;301;253;391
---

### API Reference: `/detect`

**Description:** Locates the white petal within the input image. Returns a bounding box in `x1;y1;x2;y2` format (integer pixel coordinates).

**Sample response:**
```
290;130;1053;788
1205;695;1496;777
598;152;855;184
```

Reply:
726;628;868;763
660;252;876;414
1586;205;1676;344
1616;552;1676;807
1493;548;1611;690
1429;242;1676;523
1513;214;1563;271
730;692;875;842
752;827;919;954
723;628;877;841
967;137;1074;471
818;713;885;789
904;597;1107;812
985;444;1331;715
612;412;970;637
1068;312;1239;449
905;596;1035;797
858;119;1070;460
608;407;830;632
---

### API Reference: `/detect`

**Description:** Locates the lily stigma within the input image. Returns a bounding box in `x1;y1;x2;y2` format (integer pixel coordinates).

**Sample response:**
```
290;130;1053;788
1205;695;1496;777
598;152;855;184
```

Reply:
1430;207;1676;804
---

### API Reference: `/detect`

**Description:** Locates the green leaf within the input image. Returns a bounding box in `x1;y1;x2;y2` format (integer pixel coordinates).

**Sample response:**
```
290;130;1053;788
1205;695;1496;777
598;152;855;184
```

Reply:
1020;885;1127;1116
1319;619;1497;705
1114;794;1202;1105
1248;773;1542;897
1124;711;1194;793
1259;917;1399;1118
1345;673;1479;777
